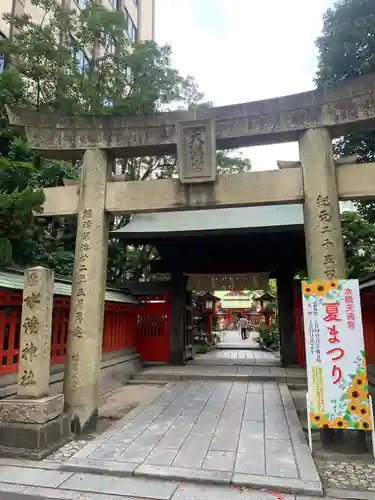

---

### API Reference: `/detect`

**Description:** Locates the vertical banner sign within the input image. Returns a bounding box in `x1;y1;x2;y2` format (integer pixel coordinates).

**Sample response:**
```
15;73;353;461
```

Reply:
302;280;372;431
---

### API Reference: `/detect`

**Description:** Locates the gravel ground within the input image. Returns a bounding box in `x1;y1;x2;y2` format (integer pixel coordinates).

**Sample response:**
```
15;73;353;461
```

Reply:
316;457;375;491
47;439;88;461
291;389;375;493
47;382;167;462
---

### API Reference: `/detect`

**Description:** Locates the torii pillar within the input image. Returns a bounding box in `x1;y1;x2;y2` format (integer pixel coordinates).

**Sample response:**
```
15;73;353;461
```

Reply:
300;127;366;452
277;271;298;366
63;149;112;434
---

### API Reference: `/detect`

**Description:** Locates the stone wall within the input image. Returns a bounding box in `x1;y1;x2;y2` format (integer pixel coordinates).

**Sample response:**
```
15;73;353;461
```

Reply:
0;350;141;399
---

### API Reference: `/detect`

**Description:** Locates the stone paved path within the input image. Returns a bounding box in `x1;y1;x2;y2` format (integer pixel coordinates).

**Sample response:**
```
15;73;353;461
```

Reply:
132;364;305;386
217;330;259;350
0;464;330;500
190;348;280;366
0;459;366;500
135;344;304;384
61;380;322;496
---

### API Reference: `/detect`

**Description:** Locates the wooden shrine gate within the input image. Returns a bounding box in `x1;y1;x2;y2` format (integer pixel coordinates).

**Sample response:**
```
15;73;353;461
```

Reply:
136;295;170;362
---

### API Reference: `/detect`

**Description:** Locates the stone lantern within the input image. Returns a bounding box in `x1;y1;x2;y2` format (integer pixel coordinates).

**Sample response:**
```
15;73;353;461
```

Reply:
253;291;276;326
201;292;219;341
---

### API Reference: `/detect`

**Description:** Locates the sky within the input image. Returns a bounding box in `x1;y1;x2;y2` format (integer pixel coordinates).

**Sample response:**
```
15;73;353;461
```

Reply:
155;0;334;171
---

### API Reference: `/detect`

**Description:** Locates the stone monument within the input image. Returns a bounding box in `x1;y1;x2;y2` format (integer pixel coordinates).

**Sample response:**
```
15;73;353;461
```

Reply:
0;267;70;459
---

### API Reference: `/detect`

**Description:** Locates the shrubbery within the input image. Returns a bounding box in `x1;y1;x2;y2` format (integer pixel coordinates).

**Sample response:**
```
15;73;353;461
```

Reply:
255;322;280;350
193;332;220;354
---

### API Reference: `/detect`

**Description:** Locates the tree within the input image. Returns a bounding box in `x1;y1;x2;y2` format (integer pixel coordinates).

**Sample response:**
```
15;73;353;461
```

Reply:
341;211;375;278
315;0;375;276
0;155;44;265
1;0;202;113
0;0;252;281
315;0;375;172
268;279;277;297
315;0;375;87
294;210;375;279
0;105;80;269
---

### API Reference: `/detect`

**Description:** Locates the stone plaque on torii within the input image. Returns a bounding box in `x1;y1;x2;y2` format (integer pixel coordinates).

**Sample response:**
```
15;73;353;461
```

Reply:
176;118;216;183
6;72;375;435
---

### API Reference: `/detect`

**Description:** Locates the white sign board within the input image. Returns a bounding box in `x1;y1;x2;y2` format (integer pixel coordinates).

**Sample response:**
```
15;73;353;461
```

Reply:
302;279;371;431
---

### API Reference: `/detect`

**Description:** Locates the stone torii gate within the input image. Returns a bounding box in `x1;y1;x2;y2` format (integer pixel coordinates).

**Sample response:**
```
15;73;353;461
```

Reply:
7;73;375;434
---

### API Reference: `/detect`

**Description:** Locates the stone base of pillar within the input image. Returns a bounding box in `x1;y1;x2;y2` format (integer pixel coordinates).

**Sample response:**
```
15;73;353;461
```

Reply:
0;394;71;459
321;428;367;454
70;409;98;435
169;352;186;366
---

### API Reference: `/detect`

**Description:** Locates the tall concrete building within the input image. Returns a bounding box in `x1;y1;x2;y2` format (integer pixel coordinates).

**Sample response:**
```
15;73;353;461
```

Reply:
0;0;155;42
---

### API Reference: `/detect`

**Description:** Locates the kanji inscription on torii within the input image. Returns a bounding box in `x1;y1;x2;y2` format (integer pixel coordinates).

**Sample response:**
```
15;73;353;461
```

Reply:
176;119;217;184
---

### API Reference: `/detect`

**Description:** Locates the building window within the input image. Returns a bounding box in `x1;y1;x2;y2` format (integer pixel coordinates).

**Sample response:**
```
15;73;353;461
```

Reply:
0;33;5;74
125;65;132;82
74;48;90;73
70;36;90;73
73;0;88;9
124;8;137;42
106;35;116;54
103;98;114;107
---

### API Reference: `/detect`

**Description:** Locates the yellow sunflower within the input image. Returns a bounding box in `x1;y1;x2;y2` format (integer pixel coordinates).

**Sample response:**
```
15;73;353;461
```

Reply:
327;280;339;291
332;417;348;429
359;405;370;419
352;375;368;390
358;419;372;431
302;282;316;297
310;412;325;427
347;388;366;401
316;282;328;297
348;401;361;415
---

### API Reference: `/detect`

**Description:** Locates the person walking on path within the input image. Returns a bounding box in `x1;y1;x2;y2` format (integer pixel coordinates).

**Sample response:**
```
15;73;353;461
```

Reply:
219;317;225;332
238;315;248;340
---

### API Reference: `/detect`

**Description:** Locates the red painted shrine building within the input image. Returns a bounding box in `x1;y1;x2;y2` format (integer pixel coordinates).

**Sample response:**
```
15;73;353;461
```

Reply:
112;205;306;366
215;290;276;327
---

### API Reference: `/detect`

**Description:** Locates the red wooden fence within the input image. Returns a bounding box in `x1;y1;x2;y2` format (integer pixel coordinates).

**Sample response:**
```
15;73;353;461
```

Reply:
51;297;70;364
102;302;138;353
136;295;170;362
293;286;306;369
360;292;375;366
0;291;22;373
0;290;138;374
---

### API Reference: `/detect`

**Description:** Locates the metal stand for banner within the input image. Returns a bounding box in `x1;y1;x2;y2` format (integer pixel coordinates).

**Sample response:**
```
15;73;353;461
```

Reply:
306;393;313;452
306;393;375;455
369;395;375;458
